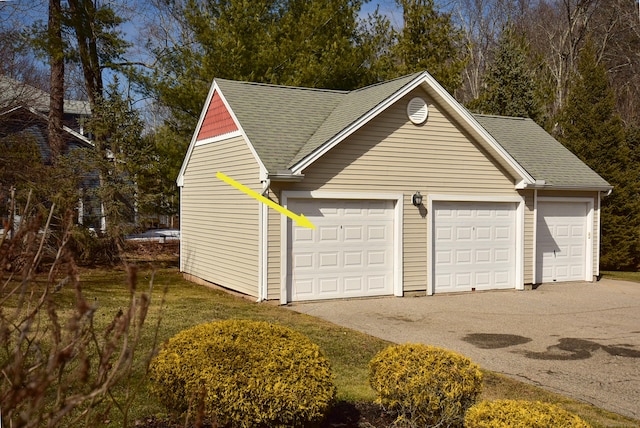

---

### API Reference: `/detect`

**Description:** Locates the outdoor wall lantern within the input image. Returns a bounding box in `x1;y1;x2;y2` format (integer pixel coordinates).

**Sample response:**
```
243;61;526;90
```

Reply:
412;191;423;206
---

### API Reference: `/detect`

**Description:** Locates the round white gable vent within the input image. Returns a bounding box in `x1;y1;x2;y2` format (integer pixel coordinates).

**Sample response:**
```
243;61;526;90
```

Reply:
407;97;429;125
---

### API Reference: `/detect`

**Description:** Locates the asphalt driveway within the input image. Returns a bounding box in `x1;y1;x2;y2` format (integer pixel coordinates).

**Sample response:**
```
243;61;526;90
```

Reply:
287;279;640;420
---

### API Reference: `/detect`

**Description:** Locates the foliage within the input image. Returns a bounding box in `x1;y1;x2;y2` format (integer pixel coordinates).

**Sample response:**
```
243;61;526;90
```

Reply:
0;195;161;427
149;319;336;427
134;125;186;226
1;261;634;427
82;78;148;238
138;0;376;138
0;123;82;234
468;24;541;121
390;0;468;93
368;343;482;427
464;399;591;427
557;40;640;270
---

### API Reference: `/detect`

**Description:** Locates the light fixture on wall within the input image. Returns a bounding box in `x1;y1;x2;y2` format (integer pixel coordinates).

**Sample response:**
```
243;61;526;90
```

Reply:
412;191;423;206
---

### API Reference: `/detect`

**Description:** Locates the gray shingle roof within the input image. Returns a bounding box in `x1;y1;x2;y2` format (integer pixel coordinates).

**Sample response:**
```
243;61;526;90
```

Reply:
0;75;91;115
214;75;609;190
216;73;421;173
473;114;610;189
289;73;422;167
215;79;345;173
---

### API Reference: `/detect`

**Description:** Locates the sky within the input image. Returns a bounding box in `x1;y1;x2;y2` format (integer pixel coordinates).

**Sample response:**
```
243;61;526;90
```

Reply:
0;0;405;108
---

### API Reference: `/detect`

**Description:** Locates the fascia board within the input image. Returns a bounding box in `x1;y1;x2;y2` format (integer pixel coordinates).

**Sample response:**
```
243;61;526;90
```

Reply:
215;85;269;181
15;106;94;148
176;80;218;187
176;80;268;186
290;73;428;175
62;123;94;147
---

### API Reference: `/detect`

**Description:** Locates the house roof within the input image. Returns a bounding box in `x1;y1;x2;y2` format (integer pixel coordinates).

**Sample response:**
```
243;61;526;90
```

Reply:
474;114;611;190
215;78;345;174
180;72;610;191
0;75;91;116
0;106;93;163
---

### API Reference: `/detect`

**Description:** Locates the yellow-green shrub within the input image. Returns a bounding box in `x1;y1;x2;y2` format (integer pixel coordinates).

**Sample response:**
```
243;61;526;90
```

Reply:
464;399;591;428
149;319;336;427
368;343;482;427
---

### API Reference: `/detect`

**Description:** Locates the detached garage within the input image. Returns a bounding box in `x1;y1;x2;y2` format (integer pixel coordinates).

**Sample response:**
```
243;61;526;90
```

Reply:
177;71;611;303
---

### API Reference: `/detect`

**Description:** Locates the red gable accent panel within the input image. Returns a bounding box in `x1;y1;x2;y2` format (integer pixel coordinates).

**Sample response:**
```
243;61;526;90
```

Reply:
196;92;238;141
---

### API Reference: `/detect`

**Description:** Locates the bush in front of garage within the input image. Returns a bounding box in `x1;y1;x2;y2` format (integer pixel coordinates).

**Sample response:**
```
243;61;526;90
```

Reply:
464;399;592;427
149;319;336;427
368;343;483;427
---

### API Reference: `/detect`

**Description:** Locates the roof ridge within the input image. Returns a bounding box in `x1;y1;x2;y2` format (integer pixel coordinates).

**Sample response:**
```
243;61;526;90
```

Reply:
350;71;424;93
287;73;423;169
215;77;348;94
473;113;527;120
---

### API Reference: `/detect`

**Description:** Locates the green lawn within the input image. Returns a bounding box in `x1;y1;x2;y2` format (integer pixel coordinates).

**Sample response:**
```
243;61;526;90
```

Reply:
17;264;640;427
601;270;640;283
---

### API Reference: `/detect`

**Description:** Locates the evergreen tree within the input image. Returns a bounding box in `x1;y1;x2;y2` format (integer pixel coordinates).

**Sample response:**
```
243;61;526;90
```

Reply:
558;41;640;270
136;125;186;227
83;79;148;237
468;25;541;121
140;0;373;139
391;0;467;93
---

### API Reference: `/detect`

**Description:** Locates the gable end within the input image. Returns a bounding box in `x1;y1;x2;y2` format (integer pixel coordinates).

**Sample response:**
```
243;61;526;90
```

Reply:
197;91;238;141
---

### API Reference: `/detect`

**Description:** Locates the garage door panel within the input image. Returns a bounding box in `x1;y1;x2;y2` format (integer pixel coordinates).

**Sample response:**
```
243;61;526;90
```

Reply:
368;225;387;240
294;227;313;242
433;201;516;293
495;248;511;262
288;198;394;301
319;226;338;242
368;250;386;265
294;253;313;269
319;252;338;267
476;226;491;240
457;227;473;240
456;250;472;264
344;251;362;267
494;271;511;287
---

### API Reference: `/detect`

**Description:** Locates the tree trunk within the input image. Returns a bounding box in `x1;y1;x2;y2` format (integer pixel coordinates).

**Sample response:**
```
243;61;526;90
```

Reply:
48;0;64;161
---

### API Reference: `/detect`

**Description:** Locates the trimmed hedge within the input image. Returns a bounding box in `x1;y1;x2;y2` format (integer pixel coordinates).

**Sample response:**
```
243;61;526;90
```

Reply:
464;399;592;427
149;319;336;427
369;343;482;427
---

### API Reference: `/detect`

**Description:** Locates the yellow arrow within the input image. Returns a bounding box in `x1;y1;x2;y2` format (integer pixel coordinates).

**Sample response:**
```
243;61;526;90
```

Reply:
216;171;316;229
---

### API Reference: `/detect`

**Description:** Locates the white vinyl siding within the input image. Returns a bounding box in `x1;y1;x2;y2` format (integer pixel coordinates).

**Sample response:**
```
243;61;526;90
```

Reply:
267;88;520;297
180;136;261;297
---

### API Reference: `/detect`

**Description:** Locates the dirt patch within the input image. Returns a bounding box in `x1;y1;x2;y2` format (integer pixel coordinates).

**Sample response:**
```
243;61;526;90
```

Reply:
134;401;395;428
463;333;532;349
524;338;640;360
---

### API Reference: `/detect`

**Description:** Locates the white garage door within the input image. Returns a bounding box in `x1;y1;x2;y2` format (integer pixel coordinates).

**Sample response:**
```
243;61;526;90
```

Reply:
287;199;395;301
536;201;588;282
433;201;517;293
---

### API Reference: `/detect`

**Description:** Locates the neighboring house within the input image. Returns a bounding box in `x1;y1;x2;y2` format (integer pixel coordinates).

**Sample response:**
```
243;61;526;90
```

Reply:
0;76;102;229
177;71;612;303
0;75;91;134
